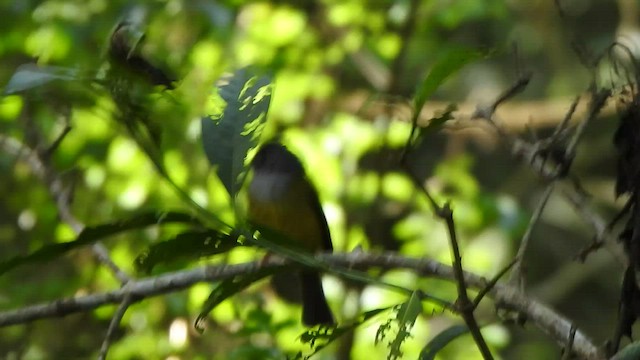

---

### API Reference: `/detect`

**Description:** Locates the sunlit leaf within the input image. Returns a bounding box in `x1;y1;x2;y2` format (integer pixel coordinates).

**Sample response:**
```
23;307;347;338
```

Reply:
419;324;469;360
0;211;202;276
201;67;272;198
135;229;238;273
388;291;423;360
297;307;391;359
4;64;80;94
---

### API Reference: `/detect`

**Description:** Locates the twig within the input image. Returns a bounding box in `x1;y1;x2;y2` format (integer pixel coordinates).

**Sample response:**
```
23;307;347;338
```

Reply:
471;72;532;137
551;95;580;141
565;88;611;157
509;184;555;287
0;252;604;359
97;292;132;360
474;76;617;264
404;110;494;357
404;148;493;358
561;184;625;264
439;203;494;359
0;134;131;284
474;256;519;308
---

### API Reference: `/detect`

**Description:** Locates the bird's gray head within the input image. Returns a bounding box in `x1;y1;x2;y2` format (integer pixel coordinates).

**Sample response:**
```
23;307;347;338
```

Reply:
249;143;305;201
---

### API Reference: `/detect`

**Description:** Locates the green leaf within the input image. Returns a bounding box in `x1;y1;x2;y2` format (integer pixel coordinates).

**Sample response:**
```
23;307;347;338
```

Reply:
612;342;640;360
413;48;487;112
298;307;392;359
201;68;273;198
135;229;238;273
194;267;280;333
4;64;79;94
388;291;423;360
0;211;201;276
419;324;469;360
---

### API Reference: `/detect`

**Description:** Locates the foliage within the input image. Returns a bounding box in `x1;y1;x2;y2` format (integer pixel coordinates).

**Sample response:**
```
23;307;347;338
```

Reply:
0;1;624;360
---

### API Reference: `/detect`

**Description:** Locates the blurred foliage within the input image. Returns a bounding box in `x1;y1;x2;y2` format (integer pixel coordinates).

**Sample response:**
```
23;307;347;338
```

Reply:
0;0;627;359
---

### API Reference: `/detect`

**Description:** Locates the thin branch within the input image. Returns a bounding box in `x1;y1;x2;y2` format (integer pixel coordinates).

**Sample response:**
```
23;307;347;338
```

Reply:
0;252;604;359
97;292;132;360
473;77;618;265
509;184;555;286
0;134;131;284
551;95;580;141
561;184;625;264
471;72;532;137
439;203;494;359
565;88;611;157
474;256;519;308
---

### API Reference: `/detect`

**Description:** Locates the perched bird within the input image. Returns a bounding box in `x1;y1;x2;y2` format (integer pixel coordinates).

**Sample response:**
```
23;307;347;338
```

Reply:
247;142;335;326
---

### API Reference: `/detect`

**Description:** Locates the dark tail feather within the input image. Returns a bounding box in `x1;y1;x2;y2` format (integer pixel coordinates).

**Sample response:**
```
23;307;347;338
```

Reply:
300;271;334;326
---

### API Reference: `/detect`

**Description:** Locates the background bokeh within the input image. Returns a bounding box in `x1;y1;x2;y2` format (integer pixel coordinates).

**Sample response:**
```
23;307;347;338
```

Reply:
0;1;632;359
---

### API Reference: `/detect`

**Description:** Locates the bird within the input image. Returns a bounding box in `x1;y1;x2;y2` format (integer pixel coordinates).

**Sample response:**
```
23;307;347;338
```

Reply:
247;142;335;326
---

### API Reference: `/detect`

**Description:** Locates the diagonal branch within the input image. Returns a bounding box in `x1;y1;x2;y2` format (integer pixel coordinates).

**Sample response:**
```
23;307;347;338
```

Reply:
0;134;131;284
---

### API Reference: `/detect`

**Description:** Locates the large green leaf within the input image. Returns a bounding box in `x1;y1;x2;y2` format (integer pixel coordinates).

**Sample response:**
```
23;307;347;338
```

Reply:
4;64;80;94
0;211;201;276
419;324;469;360
201;68;272;198
135;229;238;273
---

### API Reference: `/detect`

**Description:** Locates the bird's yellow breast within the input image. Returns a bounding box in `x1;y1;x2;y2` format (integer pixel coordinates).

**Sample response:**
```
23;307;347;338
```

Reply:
248;180;328;252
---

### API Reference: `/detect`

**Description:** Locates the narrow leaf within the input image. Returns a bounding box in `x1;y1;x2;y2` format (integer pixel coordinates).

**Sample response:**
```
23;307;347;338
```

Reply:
135;230;238;273
194;267;280;333
0;211;201;276
201;68;272;198
414;48;487;112
4;64;80;94
419;324;469;360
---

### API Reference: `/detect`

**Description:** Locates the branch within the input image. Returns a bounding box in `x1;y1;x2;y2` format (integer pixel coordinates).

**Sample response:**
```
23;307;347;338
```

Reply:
509;184;555;287
97;292;132;360
0;252;603;359
438;203;494;359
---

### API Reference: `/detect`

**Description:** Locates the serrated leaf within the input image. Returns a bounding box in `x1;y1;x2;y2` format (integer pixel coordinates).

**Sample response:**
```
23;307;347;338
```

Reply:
388;291;423;360
612;341;640;360
4;64;80;94
135;230;238;273
413;48;487;114
201;68;272;198
0;211;201;276
194;267;280;333
300;307;391;359
419;324;469;360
